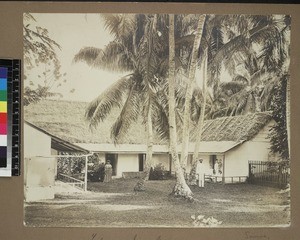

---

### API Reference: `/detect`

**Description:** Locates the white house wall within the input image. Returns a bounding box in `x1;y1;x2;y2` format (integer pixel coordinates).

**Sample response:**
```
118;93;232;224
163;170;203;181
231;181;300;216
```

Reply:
116;154;139;177
24;123;52;158
24;156;56;202
224;121;274;181
99;153;172;177
224;143;250;179
24;124;55;202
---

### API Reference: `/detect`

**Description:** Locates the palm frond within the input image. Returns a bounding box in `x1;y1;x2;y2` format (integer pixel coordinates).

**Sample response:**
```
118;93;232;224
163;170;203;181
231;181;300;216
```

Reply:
260;76;280;111
190;86;203;122
74;42;135;72
94;41;135;72
212;35;246;66
233;75;249;84
86;75;133;128
73;47;102;66
250;23;281;46
209;26;224;57
152;93;170;140
111;86;141;144
220;80;246;96
226;88;250;115
101;14;136;40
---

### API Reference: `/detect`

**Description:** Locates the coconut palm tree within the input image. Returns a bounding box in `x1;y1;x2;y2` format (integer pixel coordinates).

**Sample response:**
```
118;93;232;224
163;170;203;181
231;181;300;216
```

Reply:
74;14;165;188
180;14;207;172
211;15;290;116
184;15;290;184
189;48;208;185
168;14;193;199
208;14;291;161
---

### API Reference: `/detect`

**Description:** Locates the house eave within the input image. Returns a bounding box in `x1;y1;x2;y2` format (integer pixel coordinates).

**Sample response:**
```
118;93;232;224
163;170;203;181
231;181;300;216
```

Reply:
75;141;244;154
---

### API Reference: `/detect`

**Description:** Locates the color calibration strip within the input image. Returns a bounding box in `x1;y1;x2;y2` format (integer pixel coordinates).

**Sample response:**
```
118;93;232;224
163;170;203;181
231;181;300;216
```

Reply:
0;67;7;169
0;59;21;177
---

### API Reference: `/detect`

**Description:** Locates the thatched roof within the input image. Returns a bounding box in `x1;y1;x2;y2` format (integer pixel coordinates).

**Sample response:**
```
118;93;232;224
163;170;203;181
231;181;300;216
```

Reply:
24;99;272;145
192;111;272;142
24;99;162;145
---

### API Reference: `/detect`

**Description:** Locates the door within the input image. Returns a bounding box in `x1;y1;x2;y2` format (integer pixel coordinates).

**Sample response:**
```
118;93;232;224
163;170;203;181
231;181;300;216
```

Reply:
138;154;145;172
105;153;118;176
210;155;217;174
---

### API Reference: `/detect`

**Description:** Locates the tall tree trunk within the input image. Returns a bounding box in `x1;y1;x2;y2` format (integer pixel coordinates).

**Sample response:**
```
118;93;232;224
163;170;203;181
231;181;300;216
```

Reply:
143;14;156;180
180;15;206;172
134;100;154;192
189;49;208;185
169;14;193;200
144;102;153;180
134;15;156;191
286;76;290;159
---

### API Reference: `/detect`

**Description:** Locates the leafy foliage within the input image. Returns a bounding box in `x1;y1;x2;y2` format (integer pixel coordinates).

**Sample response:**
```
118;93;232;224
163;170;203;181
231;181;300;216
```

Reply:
88;162;105;182
57;155;85;180
24;13;67;106
149;163;171;180
268;74;289;160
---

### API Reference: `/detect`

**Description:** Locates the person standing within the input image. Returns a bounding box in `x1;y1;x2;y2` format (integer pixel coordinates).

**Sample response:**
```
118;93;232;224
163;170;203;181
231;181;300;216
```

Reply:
214;160;219;176
196;158;205;187
104;160;113;182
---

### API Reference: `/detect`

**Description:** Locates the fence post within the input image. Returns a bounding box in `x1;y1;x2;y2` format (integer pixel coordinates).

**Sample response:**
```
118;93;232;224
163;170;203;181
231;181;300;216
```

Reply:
84;156;88;191
248;163;252;183
278;164;283;188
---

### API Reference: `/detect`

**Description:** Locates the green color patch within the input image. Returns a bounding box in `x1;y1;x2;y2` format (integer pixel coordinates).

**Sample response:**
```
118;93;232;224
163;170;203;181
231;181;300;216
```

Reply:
0;91;7;101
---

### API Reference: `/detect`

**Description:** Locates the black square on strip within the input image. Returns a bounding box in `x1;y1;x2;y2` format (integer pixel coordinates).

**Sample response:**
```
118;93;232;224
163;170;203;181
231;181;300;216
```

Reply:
0;146;7;167
0;157;7;167
0;146;7;157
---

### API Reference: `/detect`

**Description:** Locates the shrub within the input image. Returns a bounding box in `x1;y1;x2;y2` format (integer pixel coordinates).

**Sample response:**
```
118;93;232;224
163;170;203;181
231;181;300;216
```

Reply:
149;163;171;180
57;155;85;175
88;163;105;182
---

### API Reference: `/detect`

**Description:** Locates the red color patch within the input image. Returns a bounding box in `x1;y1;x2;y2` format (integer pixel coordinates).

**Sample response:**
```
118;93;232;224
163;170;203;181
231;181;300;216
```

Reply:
0;113;7;124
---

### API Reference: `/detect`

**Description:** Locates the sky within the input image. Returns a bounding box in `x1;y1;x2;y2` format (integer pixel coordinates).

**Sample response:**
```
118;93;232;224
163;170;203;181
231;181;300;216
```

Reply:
25;13;127;102
24;13;232;102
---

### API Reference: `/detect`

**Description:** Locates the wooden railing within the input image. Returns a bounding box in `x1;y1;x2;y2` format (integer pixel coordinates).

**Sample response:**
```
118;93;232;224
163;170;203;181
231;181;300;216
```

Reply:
57;173;85;190
205;175;247;183
183;172;247;184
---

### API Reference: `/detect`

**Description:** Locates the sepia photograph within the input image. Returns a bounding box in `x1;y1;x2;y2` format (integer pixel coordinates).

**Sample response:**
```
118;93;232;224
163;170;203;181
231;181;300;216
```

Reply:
23;13;291;228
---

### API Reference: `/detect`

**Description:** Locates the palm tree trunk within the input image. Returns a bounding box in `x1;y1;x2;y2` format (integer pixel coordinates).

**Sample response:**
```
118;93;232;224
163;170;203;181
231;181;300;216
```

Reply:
133;100;153;192
286;76;290;158
169;14;193;200
143;15;156;181
144;102;154;180
189;49;208;185
134;15;156;191
180;15;206;172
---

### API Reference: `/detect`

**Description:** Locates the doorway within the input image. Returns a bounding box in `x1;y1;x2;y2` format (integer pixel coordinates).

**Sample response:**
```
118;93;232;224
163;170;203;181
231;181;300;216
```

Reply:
138;154;145;172
105;153;118;176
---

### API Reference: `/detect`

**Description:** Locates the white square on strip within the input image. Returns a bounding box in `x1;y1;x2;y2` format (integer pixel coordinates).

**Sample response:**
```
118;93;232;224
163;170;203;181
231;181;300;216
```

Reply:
0;134;7;146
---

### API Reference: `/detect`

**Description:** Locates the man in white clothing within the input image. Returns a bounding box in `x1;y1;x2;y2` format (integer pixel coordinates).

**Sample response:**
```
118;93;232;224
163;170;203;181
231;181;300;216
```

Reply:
196;158;205;187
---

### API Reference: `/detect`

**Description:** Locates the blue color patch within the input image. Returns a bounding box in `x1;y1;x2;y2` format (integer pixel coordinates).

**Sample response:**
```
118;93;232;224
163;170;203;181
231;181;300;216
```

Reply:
0;79;7;90
0;67;7;78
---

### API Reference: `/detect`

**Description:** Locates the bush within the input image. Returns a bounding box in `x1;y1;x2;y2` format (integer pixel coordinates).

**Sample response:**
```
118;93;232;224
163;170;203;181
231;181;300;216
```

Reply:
149;163;171;180
88;163;105;182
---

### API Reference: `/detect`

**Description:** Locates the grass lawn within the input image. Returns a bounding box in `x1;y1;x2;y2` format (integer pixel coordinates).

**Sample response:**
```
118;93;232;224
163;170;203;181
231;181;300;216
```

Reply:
24;178;290;227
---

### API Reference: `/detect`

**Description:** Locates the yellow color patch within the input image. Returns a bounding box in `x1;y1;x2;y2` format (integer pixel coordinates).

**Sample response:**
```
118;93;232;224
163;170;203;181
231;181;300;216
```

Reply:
0;101;7;112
